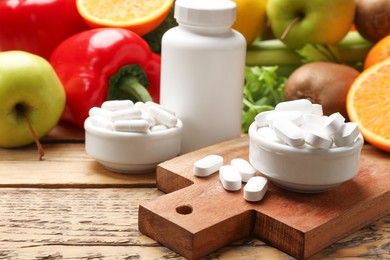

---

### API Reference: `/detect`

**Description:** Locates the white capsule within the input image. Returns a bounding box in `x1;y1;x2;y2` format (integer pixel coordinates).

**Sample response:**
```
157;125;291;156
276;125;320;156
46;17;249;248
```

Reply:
88;107;112;118
231;158;256;182
275;99;313;113
90;115;113;130
147;105;178;128
193;155;223;177
305;131;333;149
141;111;157;126
112;119;150;133
244;176;268;202
266;110;304;127
272;118;305;147
110;108;142;121
219;165;242;191
323;112;345;135
134;101;145;109
333;122;360;147
145;101;176;116
257;127;285;144
101;100;134;111
150;125;169;132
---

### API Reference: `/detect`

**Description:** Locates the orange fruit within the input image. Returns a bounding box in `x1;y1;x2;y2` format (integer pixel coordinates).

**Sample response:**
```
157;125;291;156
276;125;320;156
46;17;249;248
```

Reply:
347;58;390;152
364;34;390;70
76;0;174;36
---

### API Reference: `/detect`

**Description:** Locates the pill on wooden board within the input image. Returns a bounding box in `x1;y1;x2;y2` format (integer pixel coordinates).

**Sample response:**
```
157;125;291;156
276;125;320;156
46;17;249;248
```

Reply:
146;105;178;128
101;100;134;111
333;122;360;147
110;108;142;121
305;131;333;149
322;112;345;135
219;165;242;191
272;118;305;147
275;99;313;113
257;127;285;144
193;155;223;177
90;115;113;130
244;176;268;202
231;158;256;182
112;119;150;133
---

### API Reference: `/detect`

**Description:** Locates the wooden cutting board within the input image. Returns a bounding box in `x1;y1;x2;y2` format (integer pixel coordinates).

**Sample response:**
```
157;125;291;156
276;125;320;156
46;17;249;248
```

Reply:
138;136;390;259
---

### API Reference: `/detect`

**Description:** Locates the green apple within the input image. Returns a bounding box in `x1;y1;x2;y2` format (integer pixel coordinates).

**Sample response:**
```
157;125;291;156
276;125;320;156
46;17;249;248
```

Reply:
267;0;356;49
0;51;66;150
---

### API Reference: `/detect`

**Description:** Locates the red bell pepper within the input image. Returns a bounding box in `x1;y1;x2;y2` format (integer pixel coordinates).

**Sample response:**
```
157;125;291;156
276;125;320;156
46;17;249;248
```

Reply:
50;28;161;128
0;0;88;60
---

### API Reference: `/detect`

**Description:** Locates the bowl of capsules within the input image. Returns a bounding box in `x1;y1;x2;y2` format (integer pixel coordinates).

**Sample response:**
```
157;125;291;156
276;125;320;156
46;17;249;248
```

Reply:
84;100;182;174
248;99;364;193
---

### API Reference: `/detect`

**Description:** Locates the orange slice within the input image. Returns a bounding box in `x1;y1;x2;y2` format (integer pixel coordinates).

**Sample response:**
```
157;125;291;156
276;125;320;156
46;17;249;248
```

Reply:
364;34;390;70
77;0;174;36
347;58;390;152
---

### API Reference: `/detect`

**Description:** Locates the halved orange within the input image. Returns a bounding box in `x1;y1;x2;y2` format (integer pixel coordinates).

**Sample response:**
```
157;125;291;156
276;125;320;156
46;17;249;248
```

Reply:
77;0;174;36
364;34;390;70
347;58;390;152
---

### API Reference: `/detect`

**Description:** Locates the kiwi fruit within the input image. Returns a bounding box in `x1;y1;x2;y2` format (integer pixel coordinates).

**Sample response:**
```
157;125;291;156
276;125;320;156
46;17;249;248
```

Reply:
283;62;360;119
354;0;390;42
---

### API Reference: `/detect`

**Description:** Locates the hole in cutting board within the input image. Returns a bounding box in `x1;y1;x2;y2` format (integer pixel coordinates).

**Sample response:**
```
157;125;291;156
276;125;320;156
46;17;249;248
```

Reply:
176;205;193;215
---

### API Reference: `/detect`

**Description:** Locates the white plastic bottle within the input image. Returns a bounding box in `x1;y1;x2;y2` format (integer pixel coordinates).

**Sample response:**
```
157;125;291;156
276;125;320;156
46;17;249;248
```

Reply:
160;0;246;154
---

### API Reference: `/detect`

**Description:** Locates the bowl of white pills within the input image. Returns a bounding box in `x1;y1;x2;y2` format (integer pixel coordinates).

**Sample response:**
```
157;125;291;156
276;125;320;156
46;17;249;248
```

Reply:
248;99;364;193
84;100;182;173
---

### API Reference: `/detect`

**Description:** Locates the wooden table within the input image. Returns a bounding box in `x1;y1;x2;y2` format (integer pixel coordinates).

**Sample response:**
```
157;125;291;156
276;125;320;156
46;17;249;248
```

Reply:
0;123;388;259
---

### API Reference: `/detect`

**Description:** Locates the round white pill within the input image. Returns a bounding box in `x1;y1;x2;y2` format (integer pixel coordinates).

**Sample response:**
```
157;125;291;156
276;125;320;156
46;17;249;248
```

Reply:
231;158;256;182
219;165;242;191
193;155;223;177
266;110;304;127
275;99;313;113
333;122;360;147
323;112;345;135
244;176;268;202
272;118;305;147
257;127;285;144
305;131;333;149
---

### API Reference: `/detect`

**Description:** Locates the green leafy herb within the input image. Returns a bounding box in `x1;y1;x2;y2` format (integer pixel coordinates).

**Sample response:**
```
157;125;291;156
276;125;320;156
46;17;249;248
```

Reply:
242;66;287;132
296;43;341;64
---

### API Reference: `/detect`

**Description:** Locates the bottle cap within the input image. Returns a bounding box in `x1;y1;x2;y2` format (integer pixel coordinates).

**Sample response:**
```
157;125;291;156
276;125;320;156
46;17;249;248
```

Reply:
174;0;236;27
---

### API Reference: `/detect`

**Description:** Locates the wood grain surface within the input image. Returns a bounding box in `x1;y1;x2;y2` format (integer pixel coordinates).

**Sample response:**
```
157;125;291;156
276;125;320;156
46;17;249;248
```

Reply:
0;124;388;259
0;188;389;259
140;136;390;259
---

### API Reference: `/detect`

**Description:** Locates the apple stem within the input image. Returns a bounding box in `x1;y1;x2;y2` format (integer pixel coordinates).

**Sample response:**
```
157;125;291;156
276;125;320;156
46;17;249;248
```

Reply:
280;16;301;41
17;105;45;160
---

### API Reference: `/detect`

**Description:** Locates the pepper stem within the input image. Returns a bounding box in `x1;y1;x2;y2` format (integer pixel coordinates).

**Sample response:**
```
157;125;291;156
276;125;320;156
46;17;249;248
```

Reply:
108;64;152;102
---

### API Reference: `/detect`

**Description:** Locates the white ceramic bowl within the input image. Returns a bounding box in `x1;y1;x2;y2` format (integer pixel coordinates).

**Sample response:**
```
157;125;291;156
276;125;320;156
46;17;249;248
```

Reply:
84;118;183;174
248;122;364;193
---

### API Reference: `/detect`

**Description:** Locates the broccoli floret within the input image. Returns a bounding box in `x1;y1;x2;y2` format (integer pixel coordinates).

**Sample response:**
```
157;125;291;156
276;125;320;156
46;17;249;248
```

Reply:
143;6;177;54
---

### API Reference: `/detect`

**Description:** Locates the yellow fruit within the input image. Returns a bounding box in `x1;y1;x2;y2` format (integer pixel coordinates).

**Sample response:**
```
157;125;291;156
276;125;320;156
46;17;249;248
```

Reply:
77;0;174;36
232;0;267;45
